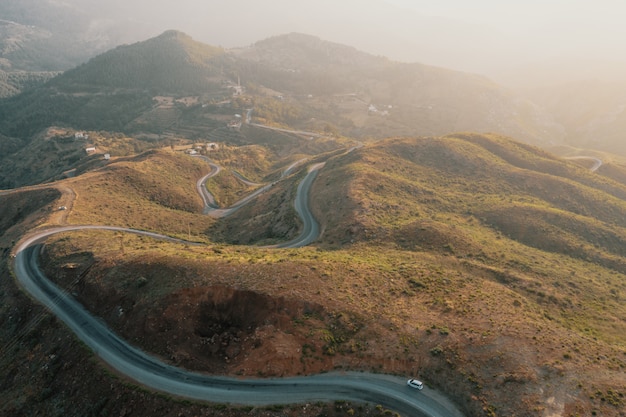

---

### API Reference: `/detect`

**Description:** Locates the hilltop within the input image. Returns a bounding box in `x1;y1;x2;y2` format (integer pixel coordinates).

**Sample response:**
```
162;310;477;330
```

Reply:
0;31;227;139
56;30;225;91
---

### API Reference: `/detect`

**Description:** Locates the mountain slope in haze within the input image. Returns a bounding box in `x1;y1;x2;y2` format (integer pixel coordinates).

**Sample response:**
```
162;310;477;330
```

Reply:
1;30;561;141
0;0;148;73
234;33;563;144
0;0;145;98
526;79;626;156
0;31;566;189
0;18;63;97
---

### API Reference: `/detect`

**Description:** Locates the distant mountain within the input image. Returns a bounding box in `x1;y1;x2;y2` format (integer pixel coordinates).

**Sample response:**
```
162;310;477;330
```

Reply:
0;31;228;139
0;31;567;188
0;0;145;72
234;33;564;144
0;18;65;96
0;31;563;142
0;0;163;98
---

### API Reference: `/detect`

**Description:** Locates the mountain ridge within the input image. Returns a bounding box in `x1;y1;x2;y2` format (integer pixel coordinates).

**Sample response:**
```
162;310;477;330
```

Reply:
54;30;225;91
0;30;564;175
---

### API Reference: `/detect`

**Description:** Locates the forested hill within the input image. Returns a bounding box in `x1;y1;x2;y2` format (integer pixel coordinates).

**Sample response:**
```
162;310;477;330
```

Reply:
0;70;59;98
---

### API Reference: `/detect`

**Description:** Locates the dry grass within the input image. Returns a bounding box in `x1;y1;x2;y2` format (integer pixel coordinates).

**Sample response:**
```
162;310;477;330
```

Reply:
17;133;626;416
64;149;215;238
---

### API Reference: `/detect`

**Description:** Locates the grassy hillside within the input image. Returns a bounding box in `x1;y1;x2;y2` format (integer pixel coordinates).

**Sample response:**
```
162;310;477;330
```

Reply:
64;149;215;235
0;248;362;417
1;133;616;416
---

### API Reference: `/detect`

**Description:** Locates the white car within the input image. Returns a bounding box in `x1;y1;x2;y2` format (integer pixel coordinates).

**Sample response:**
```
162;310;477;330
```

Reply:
407;379;423;390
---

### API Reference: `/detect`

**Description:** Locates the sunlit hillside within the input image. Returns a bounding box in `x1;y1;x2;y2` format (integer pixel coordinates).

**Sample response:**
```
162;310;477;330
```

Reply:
2;133;625;416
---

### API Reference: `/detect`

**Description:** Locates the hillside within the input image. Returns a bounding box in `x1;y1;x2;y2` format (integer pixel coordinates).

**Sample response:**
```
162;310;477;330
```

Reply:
0;0;147;73
0;70;59;98
0;0;144;101
2;134;626;416
0;181;364;417
0;31;228;140
233;33;563;144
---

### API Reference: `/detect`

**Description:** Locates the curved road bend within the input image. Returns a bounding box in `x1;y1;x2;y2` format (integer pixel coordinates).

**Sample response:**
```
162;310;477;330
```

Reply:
195;157;221;213
275;163;324;248
199;160;323;247
13;227;464;417
564;156;603;172
194;156;275;218
194;157;322;248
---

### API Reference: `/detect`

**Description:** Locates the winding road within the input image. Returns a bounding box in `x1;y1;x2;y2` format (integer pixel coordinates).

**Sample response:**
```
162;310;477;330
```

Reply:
195;156;321;248
564;155;603;172
275;162;324;248
10;156;465;417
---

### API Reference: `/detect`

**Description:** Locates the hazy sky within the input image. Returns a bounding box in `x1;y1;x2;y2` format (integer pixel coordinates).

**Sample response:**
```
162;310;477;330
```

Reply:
70;0;626;85
382;0;626;57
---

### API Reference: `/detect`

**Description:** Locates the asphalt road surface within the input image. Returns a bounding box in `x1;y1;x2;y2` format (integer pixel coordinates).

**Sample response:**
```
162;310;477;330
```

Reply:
194;157;322;248
276;163;324;248
12;226;465;417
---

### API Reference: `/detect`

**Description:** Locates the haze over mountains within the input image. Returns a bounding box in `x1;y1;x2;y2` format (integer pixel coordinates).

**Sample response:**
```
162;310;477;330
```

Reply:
2;0;625;162
3;0;626;82
0;29;569;188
